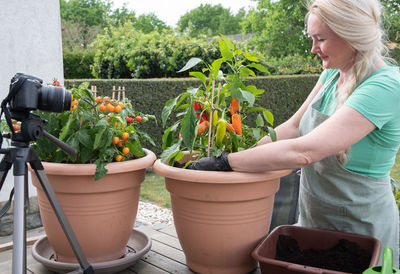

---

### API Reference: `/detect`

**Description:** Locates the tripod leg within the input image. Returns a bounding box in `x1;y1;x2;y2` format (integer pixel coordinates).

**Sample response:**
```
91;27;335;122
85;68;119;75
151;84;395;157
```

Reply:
12;175;26;274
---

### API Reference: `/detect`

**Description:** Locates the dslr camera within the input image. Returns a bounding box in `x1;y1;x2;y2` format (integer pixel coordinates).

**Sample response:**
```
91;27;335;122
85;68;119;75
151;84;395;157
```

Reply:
9;73;71;113
2;73;72;142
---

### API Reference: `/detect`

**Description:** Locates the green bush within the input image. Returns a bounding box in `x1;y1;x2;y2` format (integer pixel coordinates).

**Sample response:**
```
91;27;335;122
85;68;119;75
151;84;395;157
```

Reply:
90;22;225;79
264;54;324;75
63;49;96;79
65;75;319;155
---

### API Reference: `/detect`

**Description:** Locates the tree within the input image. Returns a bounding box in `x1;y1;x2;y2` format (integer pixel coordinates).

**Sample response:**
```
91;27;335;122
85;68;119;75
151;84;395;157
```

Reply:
177;4;245;37
60;0;113;49
134;13;170;34
242;0;311;58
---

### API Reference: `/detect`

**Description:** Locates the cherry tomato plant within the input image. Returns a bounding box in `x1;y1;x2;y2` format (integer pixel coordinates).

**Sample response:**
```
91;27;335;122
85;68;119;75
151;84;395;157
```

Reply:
161;35;276;165
33;82;155;180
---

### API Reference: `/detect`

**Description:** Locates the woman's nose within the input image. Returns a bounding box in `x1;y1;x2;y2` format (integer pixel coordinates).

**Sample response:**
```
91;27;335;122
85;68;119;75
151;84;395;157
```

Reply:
311;42;319;54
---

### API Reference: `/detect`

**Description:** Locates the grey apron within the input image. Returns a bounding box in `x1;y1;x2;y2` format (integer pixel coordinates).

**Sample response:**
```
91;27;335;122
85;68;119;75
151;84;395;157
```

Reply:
298;72;399;267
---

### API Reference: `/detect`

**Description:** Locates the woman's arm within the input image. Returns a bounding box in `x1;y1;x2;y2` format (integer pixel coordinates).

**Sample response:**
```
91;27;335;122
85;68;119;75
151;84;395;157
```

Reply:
229;105;376;172
257;80;324;145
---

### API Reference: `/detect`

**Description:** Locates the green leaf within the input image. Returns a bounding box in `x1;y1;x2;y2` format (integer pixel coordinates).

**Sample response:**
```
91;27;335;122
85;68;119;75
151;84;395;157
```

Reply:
162;96;179;127
189;71;206;85
126;139;145;157
76;129;91;148
252;128;263;141
160;141;181;164
268;127;277;142
263;110;274;126
94;159;107;180
256;114;264;127
218;39;233;61
93;126;106;149
177;57;202;73
210;58;224;80
245;85;264;96
247;63;269;73
240;66;256;78
247;107;267;112
59;115;74;141
181;104;197;151
243;53;259;62
162;123;179;150
220;34;235;50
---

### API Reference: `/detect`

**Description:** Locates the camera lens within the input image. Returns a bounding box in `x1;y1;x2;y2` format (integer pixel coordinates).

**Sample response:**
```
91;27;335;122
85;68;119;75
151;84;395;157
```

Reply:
38;86;72;113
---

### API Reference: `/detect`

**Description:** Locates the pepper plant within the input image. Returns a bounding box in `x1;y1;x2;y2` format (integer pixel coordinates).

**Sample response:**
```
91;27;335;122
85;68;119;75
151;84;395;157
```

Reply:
31;81;155;180
161;35;276;165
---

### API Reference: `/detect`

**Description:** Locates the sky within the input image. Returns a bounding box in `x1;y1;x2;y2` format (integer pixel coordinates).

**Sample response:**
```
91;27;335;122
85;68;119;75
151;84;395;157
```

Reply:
110;0;257;27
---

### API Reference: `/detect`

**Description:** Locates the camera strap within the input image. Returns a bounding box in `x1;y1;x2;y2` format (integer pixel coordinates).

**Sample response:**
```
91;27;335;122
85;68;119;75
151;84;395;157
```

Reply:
0;187;13;218
0;74;30;144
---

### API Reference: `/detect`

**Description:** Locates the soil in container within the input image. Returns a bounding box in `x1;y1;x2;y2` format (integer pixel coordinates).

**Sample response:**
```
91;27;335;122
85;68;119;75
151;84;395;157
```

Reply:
276;235;371;273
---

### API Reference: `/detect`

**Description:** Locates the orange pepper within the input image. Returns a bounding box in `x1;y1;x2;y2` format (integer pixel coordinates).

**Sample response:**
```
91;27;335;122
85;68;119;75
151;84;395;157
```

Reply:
197;120;210;135
230;98;240;115
226;123;235;133
232;113;242;135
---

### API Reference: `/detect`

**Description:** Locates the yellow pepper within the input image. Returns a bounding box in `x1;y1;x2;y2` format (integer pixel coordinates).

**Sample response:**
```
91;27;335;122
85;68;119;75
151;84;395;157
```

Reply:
216;119;227;145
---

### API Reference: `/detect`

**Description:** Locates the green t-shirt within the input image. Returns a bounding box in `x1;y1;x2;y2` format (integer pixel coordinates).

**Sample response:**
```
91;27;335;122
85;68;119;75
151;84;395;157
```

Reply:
319;66;400;178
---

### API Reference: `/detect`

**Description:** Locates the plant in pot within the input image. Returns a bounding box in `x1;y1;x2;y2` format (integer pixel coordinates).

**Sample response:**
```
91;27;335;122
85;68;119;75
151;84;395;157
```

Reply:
153;35;292;274
27;81;157;265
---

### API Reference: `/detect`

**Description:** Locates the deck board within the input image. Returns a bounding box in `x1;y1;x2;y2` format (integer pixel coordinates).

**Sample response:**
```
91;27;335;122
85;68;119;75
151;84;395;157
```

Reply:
0;224;261;274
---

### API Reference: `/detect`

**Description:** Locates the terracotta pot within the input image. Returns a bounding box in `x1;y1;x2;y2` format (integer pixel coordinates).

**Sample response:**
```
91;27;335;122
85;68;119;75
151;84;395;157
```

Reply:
153;158;291;274
30;149;156;263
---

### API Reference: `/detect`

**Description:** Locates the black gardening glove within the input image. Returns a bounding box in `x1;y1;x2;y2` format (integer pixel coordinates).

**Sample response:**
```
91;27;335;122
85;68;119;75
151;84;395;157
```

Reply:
187;153;233;171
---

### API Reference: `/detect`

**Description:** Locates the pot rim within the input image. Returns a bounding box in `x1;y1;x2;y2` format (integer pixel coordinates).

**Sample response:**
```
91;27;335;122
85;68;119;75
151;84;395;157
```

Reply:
32;148;156;176
153;158;291;184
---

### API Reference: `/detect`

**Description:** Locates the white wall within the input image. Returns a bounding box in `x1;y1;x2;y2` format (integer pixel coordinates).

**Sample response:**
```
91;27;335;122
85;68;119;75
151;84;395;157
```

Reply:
0;0;64;201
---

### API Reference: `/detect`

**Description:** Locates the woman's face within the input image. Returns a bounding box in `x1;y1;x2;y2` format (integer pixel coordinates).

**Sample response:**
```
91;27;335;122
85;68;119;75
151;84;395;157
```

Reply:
307;13;356;72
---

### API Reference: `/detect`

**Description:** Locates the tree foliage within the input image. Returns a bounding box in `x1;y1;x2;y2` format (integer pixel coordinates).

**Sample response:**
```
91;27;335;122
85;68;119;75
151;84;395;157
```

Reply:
60;0;169;50
242;0;311;58
177;4;245;37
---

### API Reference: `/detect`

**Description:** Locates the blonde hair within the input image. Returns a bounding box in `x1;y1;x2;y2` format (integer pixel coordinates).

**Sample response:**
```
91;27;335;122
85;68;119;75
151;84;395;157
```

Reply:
307;0;389;163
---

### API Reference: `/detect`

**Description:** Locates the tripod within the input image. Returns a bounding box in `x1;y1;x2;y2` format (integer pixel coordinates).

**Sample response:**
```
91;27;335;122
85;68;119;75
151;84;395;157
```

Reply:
0;123;94;273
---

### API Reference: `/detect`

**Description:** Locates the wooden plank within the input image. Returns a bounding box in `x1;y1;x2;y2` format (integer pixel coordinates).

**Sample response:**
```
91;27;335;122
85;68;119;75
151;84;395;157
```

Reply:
137;225;182;250
0;235;41;252
127;259;170;274
0;249;12;274
139;250;193;274
158;225;178;238
150;239;186;265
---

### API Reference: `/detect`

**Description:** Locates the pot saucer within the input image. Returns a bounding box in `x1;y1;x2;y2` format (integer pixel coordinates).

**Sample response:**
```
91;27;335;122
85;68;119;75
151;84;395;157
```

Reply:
31;229;151;274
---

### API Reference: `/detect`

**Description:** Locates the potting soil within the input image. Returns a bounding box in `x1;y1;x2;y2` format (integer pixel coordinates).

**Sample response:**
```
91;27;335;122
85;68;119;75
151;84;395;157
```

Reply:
275;235;371;273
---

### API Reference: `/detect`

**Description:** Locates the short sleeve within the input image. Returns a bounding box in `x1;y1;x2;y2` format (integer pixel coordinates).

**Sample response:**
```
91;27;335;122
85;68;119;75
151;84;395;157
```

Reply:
344;67;400;129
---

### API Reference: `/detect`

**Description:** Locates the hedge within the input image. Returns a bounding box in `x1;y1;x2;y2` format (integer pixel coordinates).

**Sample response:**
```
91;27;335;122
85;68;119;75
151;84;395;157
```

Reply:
65;75;319;155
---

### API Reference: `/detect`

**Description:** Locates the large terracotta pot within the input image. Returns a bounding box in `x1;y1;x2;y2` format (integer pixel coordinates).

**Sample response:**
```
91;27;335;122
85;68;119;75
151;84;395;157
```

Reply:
153;158;291;274
30;149;156;263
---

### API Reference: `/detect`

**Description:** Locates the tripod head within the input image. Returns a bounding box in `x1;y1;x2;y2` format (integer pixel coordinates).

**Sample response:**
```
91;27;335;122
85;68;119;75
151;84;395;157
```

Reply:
0;73;77;157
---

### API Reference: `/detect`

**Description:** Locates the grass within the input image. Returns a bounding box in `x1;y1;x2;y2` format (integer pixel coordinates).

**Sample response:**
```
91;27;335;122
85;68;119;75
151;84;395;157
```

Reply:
140;172;170;208
141;151;400;209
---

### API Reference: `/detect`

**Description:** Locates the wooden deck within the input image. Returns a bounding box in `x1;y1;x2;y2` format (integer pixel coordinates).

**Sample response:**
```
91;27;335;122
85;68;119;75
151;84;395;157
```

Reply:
0;224;261;274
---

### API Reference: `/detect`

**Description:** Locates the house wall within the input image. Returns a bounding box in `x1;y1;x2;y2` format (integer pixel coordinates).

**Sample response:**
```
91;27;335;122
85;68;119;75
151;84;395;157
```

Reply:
0;0;64;202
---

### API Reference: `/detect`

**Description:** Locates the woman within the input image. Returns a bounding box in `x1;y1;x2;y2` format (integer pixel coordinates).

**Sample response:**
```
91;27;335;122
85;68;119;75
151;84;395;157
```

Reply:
190;0;400;266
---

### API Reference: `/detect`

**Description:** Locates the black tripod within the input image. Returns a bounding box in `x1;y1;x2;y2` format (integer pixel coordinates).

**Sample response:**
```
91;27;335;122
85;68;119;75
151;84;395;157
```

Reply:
0;113;94;274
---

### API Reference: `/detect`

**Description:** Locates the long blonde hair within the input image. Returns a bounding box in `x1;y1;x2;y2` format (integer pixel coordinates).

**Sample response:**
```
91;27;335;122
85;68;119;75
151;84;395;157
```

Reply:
307;0;389;163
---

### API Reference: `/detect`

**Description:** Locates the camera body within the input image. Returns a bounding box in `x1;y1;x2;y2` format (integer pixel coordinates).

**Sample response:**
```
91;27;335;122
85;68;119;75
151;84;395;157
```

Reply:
9;73;71;113
2;73;72;142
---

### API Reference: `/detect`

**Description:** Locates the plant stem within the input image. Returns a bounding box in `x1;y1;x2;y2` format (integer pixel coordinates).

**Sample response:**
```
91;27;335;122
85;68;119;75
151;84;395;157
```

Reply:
207;81;215;157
